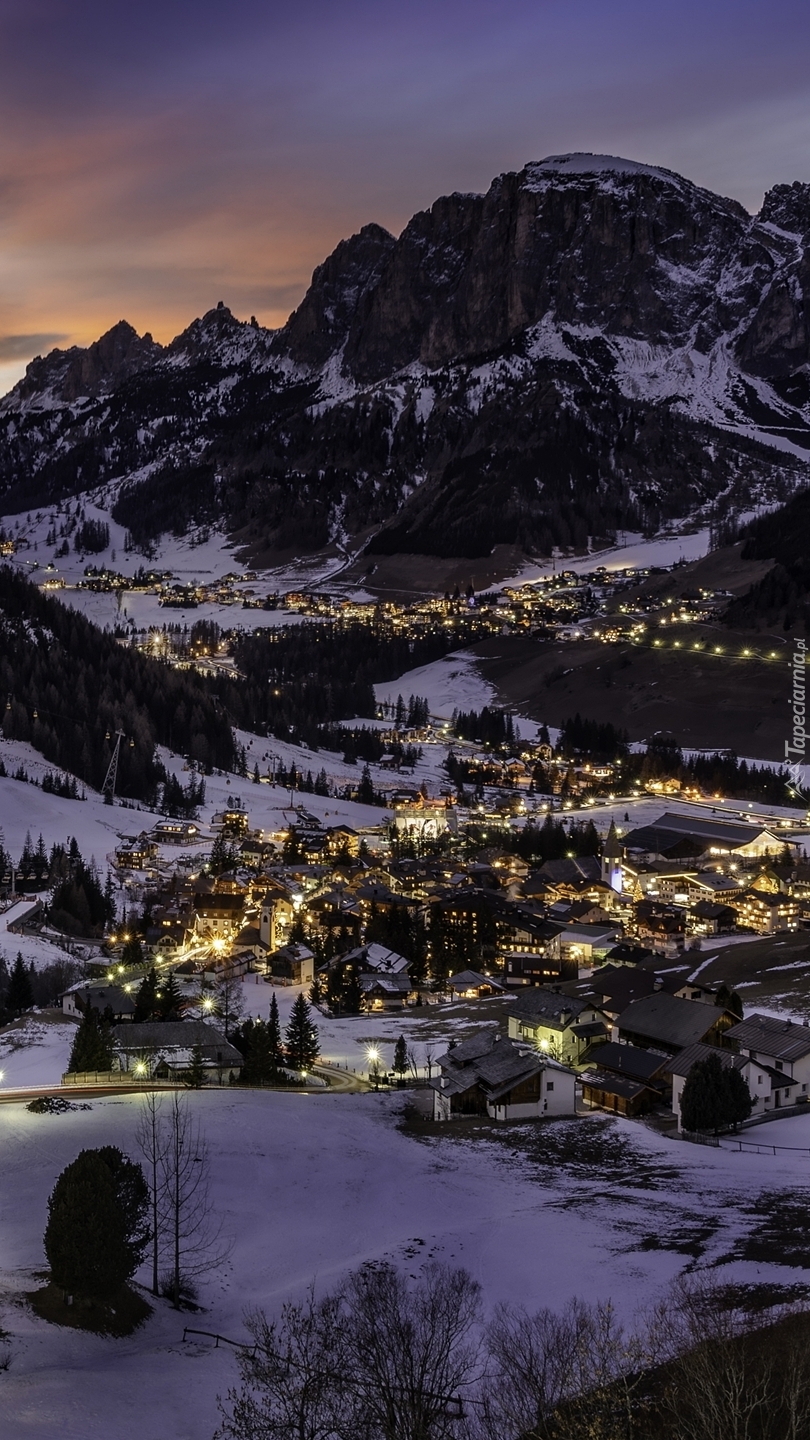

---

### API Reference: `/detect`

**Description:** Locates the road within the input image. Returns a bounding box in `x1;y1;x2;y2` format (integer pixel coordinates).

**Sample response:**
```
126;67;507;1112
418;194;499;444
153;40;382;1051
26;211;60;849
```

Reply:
0;1064;370;1106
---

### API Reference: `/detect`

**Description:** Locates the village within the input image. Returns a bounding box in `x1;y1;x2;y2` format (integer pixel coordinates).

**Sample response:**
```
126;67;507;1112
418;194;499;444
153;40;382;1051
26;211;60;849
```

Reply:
3;759;810;1142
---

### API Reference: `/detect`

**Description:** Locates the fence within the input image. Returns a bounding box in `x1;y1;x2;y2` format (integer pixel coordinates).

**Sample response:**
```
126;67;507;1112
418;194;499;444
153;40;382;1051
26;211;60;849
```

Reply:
681;1129;719;1148
719;1136;810;1157
61;1071;152;1087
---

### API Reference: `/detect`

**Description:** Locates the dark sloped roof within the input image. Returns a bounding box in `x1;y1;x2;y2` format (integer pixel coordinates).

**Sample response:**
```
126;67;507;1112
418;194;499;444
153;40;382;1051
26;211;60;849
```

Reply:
447;970;504;990
727;1014;810;1062
668;1040;753;1079
581;1070;653;1102
508;988;593;1027
617;993;723;1049
113;1019;234;1052
586;1041;669;1082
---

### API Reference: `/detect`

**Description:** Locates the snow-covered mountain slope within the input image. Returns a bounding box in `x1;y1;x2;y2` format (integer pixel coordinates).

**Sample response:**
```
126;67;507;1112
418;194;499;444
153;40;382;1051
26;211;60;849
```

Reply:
2;155;809;562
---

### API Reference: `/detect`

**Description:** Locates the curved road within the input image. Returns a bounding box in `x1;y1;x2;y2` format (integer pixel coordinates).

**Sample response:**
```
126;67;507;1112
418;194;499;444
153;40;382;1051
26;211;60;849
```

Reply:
0;1064;370;1106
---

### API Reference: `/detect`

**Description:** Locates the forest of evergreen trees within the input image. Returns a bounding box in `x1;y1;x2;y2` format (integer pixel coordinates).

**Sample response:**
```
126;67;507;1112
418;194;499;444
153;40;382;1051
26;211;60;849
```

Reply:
224;619;486;743
452;705;521;747
0;566;234;799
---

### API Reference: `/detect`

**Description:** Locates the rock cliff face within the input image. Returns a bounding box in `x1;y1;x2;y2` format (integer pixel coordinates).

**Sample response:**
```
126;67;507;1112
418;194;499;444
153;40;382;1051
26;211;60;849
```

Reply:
2;154;810;560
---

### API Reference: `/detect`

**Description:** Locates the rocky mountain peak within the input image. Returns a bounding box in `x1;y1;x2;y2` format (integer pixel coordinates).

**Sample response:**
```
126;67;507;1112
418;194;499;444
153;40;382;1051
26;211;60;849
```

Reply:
319;154;750;382
13;319;162;406
279;222;396;367
759;181;810;237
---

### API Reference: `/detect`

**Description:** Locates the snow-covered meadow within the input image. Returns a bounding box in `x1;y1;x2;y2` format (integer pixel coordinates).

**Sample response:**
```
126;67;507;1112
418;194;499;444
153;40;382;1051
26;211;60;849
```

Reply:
2;1088;810;1440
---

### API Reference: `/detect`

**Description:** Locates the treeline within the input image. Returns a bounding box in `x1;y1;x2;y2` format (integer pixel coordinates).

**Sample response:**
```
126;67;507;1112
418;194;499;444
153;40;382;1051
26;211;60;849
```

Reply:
0;951;83;1020
504;814;602;864
0;758;84;799
453;706;521;748
0;832;115;935
623;734;798;806
560;713;629;761
0;565;234;798
377;694;430;728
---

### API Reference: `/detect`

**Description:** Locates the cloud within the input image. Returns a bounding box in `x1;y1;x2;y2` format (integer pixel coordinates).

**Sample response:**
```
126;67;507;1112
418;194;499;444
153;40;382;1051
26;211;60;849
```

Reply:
0;333;69;360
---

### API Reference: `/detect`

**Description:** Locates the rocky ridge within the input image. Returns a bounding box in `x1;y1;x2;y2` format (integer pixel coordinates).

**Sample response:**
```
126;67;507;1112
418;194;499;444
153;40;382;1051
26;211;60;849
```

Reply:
2;154;809;560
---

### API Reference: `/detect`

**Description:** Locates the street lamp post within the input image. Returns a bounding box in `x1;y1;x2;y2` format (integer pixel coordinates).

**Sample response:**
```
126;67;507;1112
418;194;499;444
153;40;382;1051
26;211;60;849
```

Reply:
367;1047;381;1091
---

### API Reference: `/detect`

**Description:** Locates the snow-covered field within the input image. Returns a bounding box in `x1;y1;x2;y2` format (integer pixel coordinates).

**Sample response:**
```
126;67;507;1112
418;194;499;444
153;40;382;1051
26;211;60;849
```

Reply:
1;1089;810;1440
503;526;711;588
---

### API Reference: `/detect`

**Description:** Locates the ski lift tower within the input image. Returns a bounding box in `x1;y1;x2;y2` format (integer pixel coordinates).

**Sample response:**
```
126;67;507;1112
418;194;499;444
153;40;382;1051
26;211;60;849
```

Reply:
102;729;126;805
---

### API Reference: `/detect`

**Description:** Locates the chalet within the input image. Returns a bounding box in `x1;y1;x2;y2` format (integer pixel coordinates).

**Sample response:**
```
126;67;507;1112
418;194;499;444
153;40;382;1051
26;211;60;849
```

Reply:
62;983;136;1022
556;921;623;969
361;973;412;1011
263;942;315;987
431;1029;576;1122
616;992;735;1056
507;988;610;1067
211;801;250;835
668;1041;796;1127
151;820;200;844
687;901;738;936
112;1020;243;1083
446;970;505;1000
726;1013;810;1096
585;1039;669;1088
337;943;410;975
633;900;686;954
114;836;159;870
326;825;361;858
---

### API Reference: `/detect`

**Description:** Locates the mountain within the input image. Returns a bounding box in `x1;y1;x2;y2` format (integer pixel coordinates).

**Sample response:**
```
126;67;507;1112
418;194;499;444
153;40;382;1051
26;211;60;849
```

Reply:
2;154;810;562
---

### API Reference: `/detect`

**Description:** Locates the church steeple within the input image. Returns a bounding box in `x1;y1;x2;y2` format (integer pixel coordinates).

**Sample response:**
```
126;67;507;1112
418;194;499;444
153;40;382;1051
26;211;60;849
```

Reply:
601;819;623;891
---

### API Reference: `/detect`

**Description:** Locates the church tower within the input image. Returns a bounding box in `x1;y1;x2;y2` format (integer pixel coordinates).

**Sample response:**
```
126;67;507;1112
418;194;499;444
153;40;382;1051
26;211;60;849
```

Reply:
601;819;623;892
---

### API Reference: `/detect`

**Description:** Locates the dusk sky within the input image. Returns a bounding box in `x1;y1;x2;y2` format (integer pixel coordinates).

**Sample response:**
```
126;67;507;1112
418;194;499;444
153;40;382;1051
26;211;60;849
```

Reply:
2;0;810;393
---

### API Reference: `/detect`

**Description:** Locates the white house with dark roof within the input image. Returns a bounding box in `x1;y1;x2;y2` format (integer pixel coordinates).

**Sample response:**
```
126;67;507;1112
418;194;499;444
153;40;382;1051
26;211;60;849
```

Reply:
431;1029;576;1122
726;1013;810;1099
507;988;610;1067
667;1041;796;1128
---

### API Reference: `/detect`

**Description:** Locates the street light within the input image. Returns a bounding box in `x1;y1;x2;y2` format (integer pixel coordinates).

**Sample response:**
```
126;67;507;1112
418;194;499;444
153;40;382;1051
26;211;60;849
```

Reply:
367;1047;381;1090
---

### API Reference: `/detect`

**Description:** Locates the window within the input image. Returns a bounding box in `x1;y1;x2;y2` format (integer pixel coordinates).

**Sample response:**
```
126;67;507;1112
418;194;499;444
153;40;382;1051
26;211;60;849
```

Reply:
546;1082;554;1092
776;1061;784;1071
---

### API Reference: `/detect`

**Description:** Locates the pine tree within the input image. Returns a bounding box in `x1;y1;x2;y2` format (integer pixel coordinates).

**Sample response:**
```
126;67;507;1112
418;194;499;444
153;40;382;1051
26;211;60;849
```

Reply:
357;764;375;805
133;966;158;1023
67;1007;115;1074
6;952;34;1014
285;993;319;1072
243;1020;276;1085
267;993;282;1067
156;970;183;1021
680;1052;751;1134
716;983;744;1020
309;974;323;1006
121;935;145;969
184;1043;206;1089
343;966;364;1016
393;1035;409;1085
44;1146;149;1302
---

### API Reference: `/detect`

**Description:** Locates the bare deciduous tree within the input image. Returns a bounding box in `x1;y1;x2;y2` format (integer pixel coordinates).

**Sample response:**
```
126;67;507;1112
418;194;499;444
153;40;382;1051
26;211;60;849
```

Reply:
135;1090;166;1297
160;1092;230;1307
217;1288;354;1440
218;1263;481;1440
346;1262;481;1440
